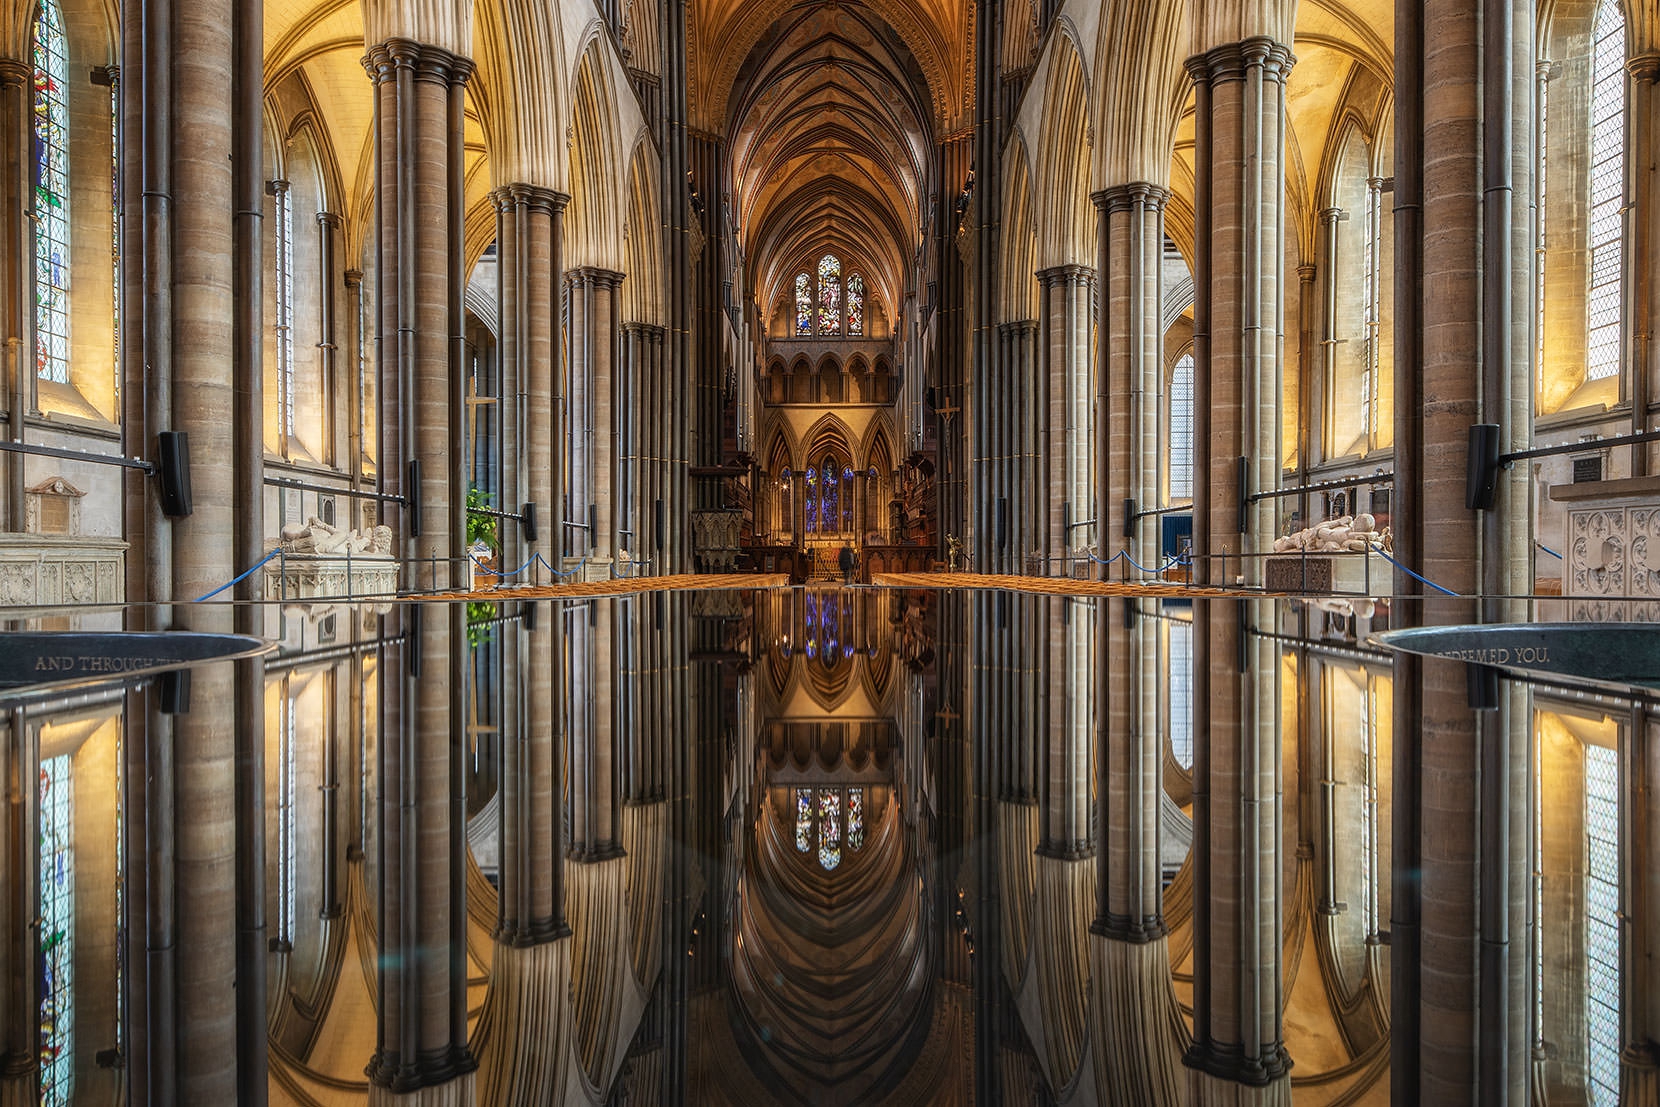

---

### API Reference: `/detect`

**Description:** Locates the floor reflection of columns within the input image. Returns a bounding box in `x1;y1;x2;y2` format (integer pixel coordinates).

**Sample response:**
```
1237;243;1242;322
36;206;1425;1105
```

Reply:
363;33;477;1103
1185;27;1294;1105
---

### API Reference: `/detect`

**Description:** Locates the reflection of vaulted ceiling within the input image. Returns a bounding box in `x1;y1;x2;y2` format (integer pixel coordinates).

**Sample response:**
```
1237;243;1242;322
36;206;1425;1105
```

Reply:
722;5;936;330
730;788;934;1103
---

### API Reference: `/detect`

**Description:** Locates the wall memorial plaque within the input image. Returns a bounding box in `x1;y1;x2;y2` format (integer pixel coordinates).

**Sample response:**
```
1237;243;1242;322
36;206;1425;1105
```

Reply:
1372;623;1660;691
0;631;271;699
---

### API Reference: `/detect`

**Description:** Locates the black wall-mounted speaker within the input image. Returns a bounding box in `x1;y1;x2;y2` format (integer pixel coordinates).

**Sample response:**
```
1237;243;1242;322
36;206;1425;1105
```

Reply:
1466;423;1502;511
156;431;192;517
521;501;538;544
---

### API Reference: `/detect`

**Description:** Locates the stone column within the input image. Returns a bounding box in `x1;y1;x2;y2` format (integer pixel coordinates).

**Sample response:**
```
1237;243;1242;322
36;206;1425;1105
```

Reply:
0;709;36;1107
1038;593;1092;860
0;58;26;532
1392;0;1534;1102
1184;33;1294;1105
1035;266;1094;567
567;268;624;569
363;36;477;1101
1000;320;1037;569
1090;182;1187;1106
493;183;568;943
1629;52;1660;476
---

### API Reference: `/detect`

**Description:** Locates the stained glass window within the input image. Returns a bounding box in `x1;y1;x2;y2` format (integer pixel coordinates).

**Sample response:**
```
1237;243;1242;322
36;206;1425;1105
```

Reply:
817;788;841;871
275;182;296;441
795;788;812;852
804;467;819;532
39;754;73;1106
278;689;297;943
1585;744;1621;1105
33;0;69;385
1169;353;1194;501
846;273;864;335
795;272;812;336
1168;619;1192;769
1586;0;1624;381
821;456;839;536
817;254;841;334
847;788;864;850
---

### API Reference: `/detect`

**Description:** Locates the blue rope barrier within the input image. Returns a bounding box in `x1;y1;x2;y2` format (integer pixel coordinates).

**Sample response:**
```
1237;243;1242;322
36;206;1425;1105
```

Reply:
471;551;541;579
1084;549;1187;575
1536;542;1564;560
1370;544;1461;597
533;553;590;579
193;548;281;602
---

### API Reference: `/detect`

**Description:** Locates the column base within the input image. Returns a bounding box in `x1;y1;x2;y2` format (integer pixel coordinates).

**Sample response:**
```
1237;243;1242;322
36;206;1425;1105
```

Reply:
1089;931;1190;1107
368;1069;475;1106
476;940;573;1106
1188;1067;1291;1107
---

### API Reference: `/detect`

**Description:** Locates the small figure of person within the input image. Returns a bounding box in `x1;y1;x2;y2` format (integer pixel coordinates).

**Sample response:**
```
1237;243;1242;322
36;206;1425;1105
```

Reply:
838;544;857;585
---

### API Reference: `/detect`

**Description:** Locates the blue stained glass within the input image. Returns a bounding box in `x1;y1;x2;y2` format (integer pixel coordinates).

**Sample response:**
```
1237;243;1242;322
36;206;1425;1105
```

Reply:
817;255;841;334
33;0;69;385
817;789;841;870
39;755;73;1106
795;789;811;852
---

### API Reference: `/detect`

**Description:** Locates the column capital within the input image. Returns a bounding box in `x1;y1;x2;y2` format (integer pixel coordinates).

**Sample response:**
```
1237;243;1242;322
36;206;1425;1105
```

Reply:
344;267;365;288
496;918;572;947
317;210;342;230
1186;37;1294;87
1090;913;1170;943
365;1041;479;1092
1035;839;1096;861
1092;182;1172;214
1319;206;1345;227
1182;1038;1293;1086
493;183;571;215
1035;263;1094;288
998;319;1038;338
568;265;626;290
1630;53;1660;84
363;38;474;88
0;58;29;90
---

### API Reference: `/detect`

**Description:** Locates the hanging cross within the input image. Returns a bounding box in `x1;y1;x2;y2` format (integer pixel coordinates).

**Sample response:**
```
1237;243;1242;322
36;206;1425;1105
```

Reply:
465;378;497;481
935;400;960;425
936;702;960;725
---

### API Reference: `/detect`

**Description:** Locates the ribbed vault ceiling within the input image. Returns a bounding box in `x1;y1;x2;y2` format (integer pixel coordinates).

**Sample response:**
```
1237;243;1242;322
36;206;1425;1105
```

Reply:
723;4;936;333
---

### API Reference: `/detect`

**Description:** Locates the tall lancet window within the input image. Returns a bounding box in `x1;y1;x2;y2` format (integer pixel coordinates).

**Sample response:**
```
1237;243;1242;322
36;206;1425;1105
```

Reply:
1585;744;1621;1105
1586;0;1624;381
274;181;296;442
1168;352;1194;501
33;0;70;384
39;754;74;1105
846;273;864;335
795;272;812;335
817;254;841;334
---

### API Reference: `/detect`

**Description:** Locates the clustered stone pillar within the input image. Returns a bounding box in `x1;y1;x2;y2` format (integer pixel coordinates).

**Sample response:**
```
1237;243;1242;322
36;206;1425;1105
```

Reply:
567;598;624;863
1000;320;1038;571
0;57;26;532
493;183;568;945
1035;265;1095;568
1392;0;1535;1102
1088;181;1187;1107
363;35;476;1102
566;267;625;572
0;710;36;1107
623;322;667;566
1184;33;1294;1106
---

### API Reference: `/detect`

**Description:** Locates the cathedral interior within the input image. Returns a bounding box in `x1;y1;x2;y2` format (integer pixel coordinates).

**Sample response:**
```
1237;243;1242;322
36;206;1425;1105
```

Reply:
1;0;1658;1104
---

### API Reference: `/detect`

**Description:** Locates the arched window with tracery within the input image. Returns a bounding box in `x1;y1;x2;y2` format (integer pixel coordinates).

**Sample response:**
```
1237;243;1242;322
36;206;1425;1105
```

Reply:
846;272;864;335
817;254;841;334
1168;351;1194;501
33;0;70;385
794;785;865;871
1585;0;1624;383
795;272;812;335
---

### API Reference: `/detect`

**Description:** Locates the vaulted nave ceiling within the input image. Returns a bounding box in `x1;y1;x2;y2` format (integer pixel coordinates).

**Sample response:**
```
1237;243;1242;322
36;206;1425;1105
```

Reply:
707;1;964;333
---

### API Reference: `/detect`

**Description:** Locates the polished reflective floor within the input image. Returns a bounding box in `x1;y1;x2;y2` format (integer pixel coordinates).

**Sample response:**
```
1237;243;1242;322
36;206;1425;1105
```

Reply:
1;586;1642;1104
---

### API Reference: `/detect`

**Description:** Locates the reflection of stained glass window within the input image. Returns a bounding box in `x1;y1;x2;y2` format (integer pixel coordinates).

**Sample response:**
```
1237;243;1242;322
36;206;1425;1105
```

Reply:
1586;744;1621;1106
795;788;812;852
795;272;812;335
817;254;841;334
39;755;73;1106
846;273;864;335
848;788;864;850
33;0;70;385
817;788;841;870
275;183;296;441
